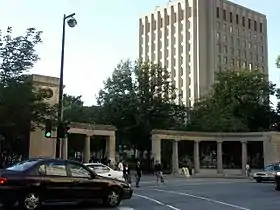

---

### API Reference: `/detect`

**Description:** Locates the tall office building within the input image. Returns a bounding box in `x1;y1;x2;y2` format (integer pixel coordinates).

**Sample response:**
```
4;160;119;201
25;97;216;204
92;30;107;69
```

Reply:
139;0;267;106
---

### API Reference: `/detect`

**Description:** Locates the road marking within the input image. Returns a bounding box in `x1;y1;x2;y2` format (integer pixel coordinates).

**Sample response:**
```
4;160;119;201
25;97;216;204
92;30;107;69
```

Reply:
140;180;249;188
117;207;135;210
134;193;181;210
154;189;251;210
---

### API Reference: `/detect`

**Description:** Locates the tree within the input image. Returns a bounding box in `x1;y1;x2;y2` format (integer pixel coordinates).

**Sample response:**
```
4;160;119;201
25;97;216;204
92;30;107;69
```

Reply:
0;27;56;148
97;60;186;151
63;94;102;124
188;70;276;132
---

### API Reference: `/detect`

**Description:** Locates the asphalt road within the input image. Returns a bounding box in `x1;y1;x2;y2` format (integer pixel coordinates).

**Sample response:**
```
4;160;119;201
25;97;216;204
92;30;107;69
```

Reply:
5;176;280;210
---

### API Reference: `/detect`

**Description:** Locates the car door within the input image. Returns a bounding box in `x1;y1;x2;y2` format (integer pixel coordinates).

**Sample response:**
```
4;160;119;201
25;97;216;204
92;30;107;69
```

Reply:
38;160;74;202
67;162;108;200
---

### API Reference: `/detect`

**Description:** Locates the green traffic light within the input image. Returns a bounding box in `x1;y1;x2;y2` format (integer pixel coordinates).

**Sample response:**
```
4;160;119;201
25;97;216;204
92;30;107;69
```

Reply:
45;132;51;138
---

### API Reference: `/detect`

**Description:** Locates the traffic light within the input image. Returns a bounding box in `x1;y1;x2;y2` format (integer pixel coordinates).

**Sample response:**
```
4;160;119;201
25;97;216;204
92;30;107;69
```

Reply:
57;121;71;138
44;119;52;138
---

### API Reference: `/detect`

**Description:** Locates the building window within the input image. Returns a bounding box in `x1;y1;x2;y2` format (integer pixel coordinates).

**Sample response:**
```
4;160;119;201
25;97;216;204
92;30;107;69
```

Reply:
229;26;233;33
236;38;240;46
237;49;240;56
236;28;239;35
216;32;220;41
223;34;227;42
223;9;226;21
242;50;246;58
223;45;227;53
223;57;228;64
254;21;257;31
216;7;220;18
242;41;246;48
261;56;264;63
217;44;221;53
236;60;241;67
236;14;239;24
249;63;252;70
260;23;263;33
248;42;251;49
230;47;234;55
248;19;251;29
261;46;264;53
217;22;220;29
242;17;245;27
230;12;233;23
248;32;251;39
230;59;234;67
230;36;234;45
223;23;226;31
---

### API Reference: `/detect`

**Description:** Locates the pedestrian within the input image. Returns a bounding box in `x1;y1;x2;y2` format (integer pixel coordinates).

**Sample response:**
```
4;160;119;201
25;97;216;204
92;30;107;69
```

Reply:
118;160;124;171
246;163;251;177
123;164;131;183
154;160;164;185
135;161;142;187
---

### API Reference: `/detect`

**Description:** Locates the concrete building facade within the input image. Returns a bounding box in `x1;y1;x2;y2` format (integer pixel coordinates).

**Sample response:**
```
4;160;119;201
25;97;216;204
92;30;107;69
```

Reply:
139;0;268;106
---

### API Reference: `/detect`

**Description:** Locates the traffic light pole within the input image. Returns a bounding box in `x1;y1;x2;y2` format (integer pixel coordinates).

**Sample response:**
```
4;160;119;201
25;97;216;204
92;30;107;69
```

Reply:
56;14;66;159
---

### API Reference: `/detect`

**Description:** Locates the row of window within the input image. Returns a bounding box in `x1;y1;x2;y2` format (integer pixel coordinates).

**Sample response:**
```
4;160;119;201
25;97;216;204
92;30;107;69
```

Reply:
217;44;264;55
37;162;91;178
217;56;265;70
217;22;264;41
216;33;264;50
216;7;263;33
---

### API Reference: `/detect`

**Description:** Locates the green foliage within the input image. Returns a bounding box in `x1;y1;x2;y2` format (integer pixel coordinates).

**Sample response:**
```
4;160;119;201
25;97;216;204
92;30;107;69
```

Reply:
97;60;186;150
188;70;276;132
63;94;102;124
0;27;56;142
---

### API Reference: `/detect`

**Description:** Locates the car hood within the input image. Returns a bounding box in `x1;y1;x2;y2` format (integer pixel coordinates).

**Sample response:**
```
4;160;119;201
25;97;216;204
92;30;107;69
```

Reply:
96;175;128;185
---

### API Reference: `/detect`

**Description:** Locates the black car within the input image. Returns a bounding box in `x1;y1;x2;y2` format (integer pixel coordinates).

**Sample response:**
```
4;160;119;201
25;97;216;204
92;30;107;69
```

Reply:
0;158;133;210
274;170;280;191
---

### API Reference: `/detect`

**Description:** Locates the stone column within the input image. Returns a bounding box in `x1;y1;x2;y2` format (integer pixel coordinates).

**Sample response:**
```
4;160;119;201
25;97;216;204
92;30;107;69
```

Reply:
84;135;91;163
108;135;116;163
241;141;247;176
61;137;68;159
194;140;200;174
152;135;161;164
172;140;179;174
217;140;223;174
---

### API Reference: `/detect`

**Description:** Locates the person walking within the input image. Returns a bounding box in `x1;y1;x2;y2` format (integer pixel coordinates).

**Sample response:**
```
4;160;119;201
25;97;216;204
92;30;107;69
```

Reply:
135;161;142;187
123;164;131;183
154;160;164;185
118;160;124;171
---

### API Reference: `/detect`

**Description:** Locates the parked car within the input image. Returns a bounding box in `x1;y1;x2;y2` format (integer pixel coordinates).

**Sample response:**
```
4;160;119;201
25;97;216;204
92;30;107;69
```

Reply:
253;162;280;183
84;163;125;182
0;158;133;210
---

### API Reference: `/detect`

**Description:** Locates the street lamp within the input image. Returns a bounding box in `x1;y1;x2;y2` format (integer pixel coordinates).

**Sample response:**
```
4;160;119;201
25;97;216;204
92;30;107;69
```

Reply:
55;13;77;159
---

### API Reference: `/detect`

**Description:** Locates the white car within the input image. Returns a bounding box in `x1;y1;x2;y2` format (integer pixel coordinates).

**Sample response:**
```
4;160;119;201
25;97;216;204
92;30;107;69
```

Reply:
84;163;125;181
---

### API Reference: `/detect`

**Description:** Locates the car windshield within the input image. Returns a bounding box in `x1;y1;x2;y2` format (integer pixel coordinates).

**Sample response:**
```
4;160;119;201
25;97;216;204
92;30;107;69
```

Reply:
6;160;39;171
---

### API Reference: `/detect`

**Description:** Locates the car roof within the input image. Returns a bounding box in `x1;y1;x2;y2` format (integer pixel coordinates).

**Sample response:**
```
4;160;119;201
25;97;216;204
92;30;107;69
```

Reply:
84;163;104;166
24;158;81;165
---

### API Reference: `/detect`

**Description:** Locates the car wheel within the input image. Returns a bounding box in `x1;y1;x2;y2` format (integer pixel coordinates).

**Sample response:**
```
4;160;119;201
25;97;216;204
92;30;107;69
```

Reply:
19;192;42;210
104;188;122;207
275;181;280;191
256;179;262;183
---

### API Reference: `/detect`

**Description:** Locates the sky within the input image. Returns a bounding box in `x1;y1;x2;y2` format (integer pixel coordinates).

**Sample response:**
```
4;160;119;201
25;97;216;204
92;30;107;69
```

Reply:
0;0;279;106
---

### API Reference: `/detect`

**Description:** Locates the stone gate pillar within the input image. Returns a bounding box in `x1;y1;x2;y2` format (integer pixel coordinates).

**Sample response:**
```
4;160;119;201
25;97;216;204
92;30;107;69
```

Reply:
152;135;161;163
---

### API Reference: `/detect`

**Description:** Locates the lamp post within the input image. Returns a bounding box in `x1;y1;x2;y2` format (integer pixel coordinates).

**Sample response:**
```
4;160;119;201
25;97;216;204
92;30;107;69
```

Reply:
55;13;77;158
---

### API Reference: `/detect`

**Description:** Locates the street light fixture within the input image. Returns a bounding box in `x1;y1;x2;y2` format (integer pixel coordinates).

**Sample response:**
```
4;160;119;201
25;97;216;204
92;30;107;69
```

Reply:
55;13;77;159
